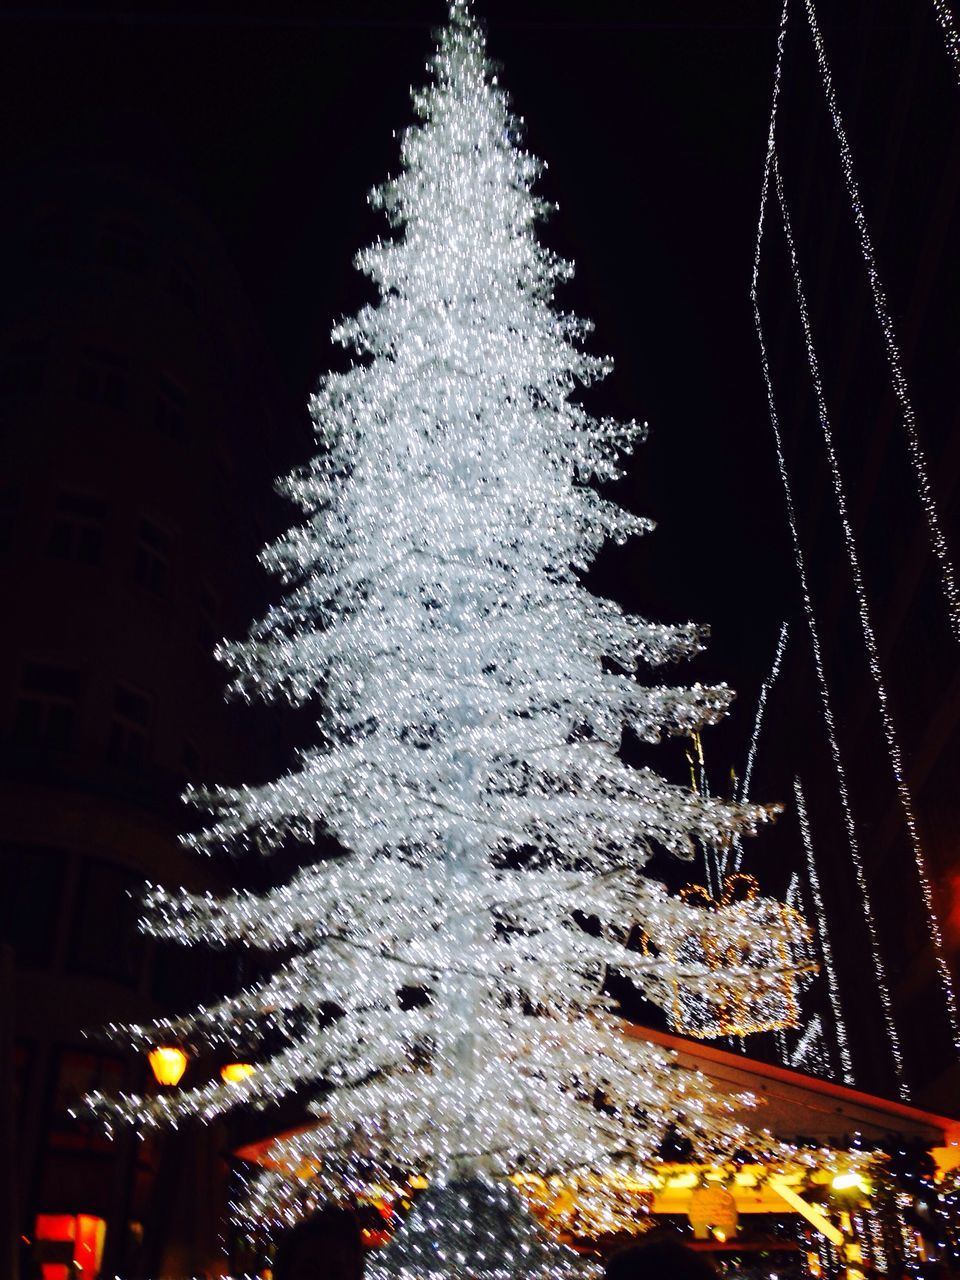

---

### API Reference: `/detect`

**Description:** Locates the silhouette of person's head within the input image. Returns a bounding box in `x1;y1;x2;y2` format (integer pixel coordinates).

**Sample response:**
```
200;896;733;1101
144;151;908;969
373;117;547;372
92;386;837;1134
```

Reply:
606;1232;718;1280
272;1206;365;1280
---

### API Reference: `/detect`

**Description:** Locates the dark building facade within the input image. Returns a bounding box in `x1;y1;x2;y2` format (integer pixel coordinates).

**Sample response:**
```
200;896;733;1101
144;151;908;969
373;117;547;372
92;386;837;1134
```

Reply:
737;0;960;1112
0;156;289;1277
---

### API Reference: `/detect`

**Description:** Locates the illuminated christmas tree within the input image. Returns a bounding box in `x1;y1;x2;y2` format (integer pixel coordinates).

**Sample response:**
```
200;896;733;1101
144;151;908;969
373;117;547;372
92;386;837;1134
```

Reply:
89;5;801;1275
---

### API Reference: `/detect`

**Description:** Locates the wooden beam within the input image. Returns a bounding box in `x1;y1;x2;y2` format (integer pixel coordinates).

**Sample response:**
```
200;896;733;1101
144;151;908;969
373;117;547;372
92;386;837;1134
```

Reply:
767;1175;844;1248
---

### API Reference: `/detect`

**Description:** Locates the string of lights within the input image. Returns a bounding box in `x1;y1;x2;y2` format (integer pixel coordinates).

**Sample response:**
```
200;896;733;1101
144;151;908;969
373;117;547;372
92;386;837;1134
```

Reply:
802;0;960;642
867;1207;890;1275
772;154;960;1056
728;620;789;876
931;0;960;85
751;280;906;1094
752;0;907;1099
793;777;854;1086
787;1013;824;1072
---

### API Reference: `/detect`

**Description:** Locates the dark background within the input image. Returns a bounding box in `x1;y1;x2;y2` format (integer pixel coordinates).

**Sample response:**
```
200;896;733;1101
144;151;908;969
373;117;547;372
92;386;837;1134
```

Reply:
0;0;796;753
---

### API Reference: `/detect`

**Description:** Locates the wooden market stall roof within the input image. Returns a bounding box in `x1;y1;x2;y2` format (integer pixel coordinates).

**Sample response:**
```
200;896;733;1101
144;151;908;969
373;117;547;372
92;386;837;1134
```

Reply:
236;1023;960;1169
626;1024;960;1151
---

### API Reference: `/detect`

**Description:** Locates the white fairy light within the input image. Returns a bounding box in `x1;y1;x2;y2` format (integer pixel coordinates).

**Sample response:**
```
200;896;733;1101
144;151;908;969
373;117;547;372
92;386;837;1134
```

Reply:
793;777;854;1085
752;0;908;1099
787;1013;824;1071
936;0;960;83
728;620;789;875
802;0;960;642
751;286;906;1095
932;0;960;84
867;1206;890;1275
87;0;792;1257
772;155;960;1056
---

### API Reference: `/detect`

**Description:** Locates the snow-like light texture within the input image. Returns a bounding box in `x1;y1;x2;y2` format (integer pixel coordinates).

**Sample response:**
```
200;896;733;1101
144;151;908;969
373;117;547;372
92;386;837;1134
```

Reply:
365;1178;594;1280
89;1;796;1255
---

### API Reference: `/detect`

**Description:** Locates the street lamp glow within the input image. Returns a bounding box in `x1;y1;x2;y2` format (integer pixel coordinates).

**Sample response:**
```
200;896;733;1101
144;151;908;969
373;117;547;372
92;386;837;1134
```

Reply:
831;1171;865;1193
147;1046;188;1087
220;1062;256;1085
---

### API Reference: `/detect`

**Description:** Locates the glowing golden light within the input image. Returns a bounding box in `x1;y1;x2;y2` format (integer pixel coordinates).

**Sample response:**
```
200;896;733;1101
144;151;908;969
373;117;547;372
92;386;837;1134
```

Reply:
831;1171;866;1193
147;1046;188;1087
220;1062;256;1085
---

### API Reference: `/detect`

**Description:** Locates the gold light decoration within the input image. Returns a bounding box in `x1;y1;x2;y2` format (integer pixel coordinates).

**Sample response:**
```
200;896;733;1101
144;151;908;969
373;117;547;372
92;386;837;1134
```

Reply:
659;874;817;1039
513;1170;656;1245
147;1046;188;1087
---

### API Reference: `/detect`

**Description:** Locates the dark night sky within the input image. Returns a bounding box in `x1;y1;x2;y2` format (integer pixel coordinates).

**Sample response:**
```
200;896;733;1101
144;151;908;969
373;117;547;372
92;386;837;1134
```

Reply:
0;0;936;794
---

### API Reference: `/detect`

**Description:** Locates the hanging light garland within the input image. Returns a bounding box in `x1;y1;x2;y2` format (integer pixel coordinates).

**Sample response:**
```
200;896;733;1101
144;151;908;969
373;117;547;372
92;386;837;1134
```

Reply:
770;152;960;1057
751;0;908;1099
931;0;960;84
793;778;854;1086
801;0;960;643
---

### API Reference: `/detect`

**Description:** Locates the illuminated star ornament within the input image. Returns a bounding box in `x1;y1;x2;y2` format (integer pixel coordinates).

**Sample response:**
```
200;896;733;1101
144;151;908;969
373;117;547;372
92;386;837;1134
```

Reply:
88;2;807;1270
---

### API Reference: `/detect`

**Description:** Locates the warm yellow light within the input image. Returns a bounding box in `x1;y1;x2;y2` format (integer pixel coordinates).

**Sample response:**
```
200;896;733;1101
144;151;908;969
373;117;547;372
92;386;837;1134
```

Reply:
148;1046;188;1087
832;1172;866;1193
734;1170;758;1187
220;1062;256;1084
712;1229;727;1242
667;1172;699;1189
408;1174;429;1190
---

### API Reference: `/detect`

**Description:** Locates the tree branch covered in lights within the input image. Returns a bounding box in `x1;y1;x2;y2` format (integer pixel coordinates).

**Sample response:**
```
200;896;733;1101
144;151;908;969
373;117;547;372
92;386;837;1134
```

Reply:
89;2;800;1260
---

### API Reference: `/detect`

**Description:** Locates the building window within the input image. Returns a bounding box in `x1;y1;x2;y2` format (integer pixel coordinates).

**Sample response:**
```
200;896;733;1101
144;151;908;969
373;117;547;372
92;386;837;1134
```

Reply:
47;492;106;565
12;664;80;750
169;258;198;313
133;519;171;594
0;337;47;397
76;347;127;408
30;213;72;263
108;684;152;763
70;859;143;984
0;844;66;968
155;375;186;439
98;220;148;275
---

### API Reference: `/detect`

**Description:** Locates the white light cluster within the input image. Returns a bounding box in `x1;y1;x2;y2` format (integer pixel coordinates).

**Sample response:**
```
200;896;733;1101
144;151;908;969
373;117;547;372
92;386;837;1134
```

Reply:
89;1;790;1253
866;1207;890;1275
365;1177;594;1280
771;154;960;1056
802;0;960;642
792;778;854;1086
932;0;960;84
752;0;908;1099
